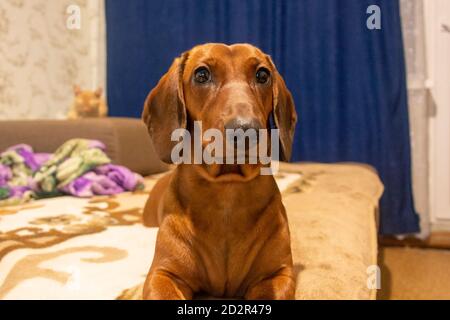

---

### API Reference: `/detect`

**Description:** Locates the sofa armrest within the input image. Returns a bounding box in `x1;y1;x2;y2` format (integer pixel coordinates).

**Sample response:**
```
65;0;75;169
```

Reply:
0;117;168;176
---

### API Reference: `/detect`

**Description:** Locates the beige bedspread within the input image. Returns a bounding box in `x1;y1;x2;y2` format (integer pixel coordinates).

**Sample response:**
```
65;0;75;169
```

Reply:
0;162;382;300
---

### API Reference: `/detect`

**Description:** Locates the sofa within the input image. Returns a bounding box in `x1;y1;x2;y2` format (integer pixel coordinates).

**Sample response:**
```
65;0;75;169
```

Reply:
0;118;382;299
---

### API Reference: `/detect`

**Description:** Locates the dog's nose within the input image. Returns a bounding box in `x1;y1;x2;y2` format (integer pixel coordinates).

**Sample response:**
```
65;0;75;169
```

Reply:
224;117;262;132
224;117;262;153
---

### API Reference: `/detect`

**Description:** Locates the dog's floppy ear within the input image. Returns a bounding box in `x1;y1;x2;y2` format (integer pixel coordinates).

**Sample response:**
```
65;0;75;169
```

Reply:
142;52;189;163
266;56;297;161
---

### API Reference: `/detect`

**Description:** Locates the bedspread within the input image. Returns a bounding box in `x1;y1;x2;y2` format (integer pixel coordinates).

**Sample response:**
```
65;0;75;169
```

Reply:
0;162;382;299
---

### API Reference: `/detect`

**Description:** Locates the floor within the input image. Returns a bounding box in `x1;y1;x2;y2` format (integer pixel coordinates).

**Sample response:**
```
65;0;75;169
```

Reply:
378;246;450;300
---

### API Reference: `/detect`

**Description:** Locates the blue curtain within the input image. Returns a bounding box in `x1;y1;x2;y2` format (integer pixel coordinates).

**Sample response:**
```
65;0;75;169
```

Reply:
106;0;420;235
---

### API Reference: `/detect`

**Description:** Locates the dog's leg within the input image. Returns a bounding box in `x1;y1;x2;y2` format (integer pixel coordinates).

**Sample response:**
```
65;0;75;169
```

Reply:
143;270;193;300
143;173;172;227
244;267;295;300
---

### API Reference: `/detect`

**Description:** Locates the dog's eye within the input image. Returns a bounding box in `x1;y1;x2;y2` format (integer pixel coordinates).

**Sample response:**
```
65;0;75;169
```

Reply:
194;67;211;84
256;68;270;84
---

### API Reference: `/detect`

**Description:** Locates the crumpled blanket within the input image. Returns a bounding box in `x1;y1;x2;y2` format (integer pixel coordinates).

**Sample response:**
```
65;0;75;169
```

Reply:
0;139;144;207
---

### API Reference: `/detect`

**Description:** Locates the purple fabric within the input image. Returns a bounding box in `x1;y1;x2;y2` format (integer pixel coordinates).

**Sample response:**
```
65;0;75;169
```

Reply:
9;185;31;198
1;142;144;203
94;164;141;191
16;148;40;171
4;144;51;172
0;164;12;186
34;153;51;167
91;175;124;195
61;164;143;197
61;174;101;197
88;140;106;150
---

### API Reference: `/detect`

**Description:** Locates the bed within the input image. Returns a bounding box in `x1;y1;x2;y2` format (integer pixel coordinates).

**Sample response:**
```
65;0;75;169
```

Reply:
0;118;383;300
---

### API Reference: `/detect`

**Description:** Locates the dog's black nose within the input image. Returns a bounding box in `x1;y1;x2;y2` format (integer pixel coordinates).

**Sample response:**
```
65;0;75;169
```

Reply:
224;117;262;132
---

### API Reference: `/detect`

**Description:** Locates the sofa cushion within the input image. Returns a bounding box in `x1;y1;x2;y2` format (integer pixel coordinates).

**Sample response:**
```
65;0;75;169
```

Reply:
0;118;168;176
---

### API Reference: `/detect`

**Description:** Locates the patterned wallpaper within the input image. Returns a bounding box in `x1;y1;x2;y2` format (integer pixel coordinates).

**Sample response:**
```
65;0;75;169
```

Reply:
0;0;105;119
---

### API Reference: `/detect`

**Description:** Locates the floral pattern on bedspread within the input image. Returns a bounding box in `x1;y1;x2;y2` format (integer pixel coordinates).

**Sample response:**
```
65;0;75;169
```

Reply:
0;169;301;299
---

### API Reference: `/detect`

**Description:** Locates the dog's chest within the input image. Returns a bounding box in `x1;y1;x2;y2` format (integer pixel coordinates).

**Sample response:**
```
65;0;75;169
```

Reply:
193;208;270;297
184;182;280;297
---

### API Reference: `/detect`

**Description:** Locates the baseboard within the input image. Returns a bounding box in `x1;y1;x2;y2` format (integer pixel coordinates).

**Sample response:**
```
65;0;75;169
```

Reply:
379;231;450;249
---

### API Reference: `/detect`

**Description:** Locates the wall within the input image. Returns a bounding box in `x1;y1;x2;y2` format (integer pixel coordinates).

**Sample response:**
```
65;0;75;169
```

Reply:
424;0;450;231
0;0;105;119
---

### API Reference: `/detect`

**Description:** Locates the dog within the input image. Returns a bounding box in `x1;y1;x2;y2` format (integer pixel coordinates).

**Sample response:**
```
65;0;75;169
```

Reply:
141;43;297;299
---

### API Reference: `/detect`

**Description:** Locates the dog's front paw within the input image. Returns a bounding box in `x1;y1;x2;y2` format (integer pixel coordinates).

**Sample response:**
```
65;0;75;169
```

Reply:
143;271;193;300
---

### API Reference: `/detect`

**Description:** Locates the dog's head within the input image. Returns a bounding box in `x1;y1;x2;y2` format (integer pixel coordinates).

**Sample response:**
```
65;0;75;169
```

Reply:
142;43;297;180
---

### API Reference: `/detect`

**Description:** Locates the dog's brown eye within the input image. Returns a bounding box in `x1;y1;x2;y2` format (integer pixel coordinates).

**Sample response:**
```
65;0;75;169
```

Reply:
194;67;211;84
256;68;270;84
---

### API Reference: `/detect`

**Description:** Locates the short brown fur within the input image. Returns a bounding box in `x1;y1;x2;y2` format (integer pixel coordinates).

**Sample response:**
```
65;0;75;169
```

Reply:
142;43;297;299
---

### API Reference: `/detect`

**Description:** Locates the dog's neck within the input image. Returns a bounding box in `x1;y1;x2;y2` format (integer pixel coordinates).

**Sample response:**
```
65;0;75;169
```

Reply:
173;164;278;222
